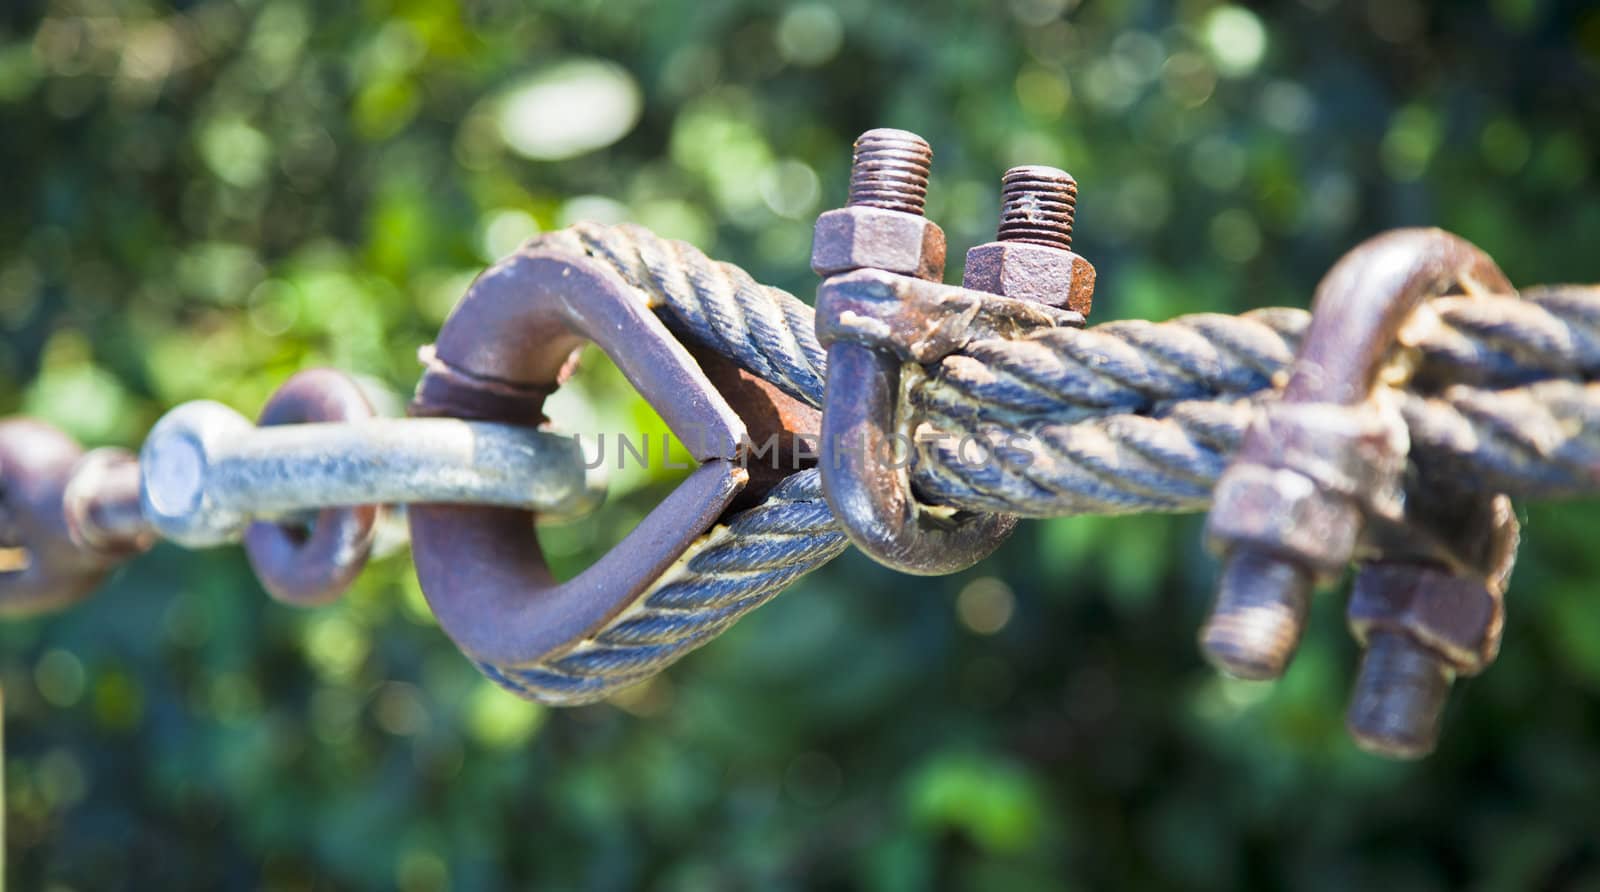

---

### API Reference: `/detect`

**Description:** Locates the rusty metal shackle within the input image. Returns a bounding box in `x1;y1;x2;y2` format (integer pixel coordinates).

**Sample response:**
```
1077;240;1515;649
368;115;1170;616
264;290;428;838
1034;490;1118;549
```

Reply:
407;247;815;669
243;369;380;606
1201;227;1515;683
0;419;149;615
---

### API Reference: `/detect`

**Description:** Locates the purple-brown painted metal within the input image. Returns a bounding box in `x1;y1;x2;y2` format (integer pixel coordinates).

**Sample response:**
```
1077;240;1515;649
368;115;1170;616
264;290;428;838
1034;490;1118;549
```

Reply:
0;419;148;615
243;369;379;607
406;248;813;668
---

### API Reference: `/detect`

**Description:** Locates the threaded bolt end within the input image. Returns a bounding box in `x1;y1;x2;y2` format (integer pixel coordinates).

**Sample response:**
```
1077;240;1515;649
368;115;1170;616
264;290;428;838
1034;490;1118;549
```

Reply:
997;165;1077;250
1347;630;1454;759
1199;548;1313;681
847;128;933;215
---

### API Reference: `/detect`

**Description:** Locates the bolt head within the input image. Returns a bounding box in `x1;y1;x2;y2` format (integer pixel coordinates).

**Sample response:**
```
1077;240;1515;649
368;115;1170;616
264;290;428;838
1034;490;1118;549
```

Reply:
1347;562;1502;674
139;400;254;547
811;206;946;281
963;241;1095;314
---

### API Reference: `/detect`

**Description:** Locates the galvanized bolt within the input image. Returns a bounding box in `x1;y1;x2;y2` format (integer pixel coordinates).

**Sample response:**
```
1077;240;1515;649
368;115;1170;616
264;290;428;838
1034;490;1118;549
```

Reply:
846;128;934;214
1346;629;1454;759
1199;546;1314;680
995;165;1077;250
139;403;600;548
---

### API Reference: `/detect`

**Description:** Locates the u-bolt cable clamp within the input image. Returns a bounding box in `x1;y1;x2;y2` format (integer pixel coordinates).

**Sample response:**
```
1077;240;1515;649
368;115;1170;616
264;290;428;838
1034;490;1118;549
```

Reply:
1200;228;1515;680
812;128;1091;575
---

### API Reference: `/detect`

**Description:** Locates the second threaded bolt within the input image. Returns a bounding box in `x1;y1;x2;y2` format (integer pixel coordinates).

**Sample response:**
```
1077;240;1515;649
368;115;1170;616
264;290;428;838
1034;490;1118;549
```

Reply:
962;163;1095;314
996;165;1077;250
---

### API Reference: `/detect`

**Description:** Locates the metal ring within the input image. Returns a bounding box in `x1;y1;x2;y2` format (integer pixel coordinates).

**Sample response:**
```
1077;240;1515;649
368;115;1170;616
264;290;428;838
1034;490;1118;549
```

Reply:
243;369;379;606
0;420;114;614
407;248;815;669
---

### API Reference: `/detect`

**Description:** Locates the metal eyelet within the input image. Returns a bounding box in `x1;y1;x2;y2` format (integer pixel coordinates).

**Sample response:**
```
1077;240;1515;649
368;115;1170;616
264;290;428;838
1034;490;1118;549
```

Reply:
407;247;817;669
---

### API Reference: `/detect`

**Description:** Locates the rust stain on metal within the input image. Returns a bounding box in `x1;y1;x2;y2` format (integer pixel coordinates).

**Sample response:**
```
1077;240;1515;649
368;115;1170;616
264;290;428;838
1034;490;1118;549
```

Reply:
963;165;1095;315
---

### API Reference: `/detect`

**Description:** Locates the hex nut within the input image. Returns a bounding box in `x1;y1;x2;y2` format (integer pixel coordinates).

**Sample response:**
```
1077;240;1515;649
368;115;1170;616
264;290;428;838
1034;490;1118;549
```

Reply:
963;241;1096;314
811;206;947;281
1347;562;1502;674
1204;462;1363;578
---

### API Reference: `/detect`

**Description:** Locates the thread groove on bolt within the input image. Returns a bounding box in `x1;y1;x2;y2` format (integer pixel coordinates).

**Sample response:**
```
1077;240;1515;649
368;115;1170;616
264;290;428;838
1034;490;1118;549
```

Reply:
1347;630;1453;759
997;165;1078;250
1199;548;1312;681
847;129;933;215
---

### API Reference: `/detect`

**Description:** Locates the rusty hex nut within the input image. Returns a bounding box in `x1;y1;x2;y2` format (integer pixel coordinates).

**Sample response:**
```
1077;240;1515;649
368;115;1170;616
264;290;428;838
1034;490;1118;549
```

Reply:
1204;462;1364;578
1347;562;1503;674
963;241;1096;314
811;206;947;281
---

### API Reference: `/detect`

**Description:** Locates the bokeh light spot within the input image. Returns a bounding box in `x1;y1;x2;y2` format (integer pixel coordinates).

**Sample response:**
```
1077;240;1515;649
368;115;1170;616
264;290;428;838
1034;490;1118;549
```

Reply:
1382;105;1441;181
396;849;449;892
478;208;540;262
467;679;546;748
246;279;300;336
558;195;630;227
497;59;642;161
1203;7;1268;76
36;750;88;808
1161;51;1216;107
198;117;271;187
776;5;844;67
759;158;821;219
1192;135;1247;192
1480;118;1532;174
1210;209;1262;263
304;613;371;681
1015;67;1070;120
1010;0;1075;27
35;649;86;708
375;682;430;736
956;577;1016;635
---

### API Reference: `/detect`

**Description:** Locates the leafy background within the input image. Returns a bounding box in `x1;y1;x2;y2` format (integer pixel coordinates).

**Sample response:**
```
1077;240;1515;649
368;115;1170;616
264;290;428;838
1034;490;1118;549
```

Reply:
3;0;1600;889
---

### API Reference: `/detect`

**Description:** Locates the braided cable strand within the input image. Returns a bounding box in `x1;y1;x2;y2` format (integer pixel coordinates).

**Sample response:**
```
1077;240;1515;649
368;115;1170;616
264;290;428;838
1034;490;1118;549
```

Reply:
911;380;1600;519
468;224;1599;703
524;222;1600;423
1399;380;1600;498
911;399;1249;517
922;309;1307;422
531;223;828;408
1405;287;1600;388
478;469;848;705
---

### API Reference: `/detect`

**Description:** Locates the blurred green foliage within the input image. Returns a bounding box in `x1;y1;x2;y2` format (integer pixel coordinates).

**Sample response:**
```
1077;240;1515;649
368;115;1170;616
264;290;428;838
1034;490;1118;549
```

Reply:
3;0;1600;889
